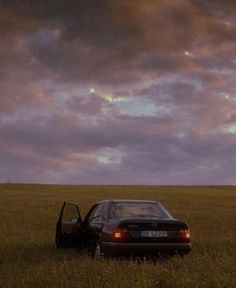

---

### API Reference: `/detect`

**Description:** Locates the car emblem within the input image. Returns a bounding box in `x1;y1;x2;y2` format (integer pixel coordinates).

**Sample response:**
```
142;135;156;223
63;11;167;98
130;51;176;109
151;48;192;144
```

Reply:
151;222;158;228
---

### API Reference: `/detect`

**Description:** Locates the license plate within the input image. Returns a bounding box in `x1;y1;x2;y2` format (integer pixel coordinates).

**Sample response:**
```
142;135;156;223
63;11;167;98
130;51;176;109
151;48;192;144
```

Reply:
141;230;168;237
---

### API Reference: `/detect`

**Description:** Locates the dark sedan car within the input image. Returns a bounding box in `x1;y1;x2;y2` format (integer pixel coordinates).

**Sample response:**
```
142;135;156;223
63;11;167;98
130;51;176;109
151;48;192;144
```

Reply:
55;200;191;257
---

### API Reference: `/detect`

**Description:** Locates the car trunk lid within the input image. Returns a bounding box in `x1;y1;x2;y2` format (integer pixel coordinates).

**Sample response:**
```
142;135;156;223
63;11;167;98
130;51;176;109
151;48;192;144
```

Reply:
116;218;189;243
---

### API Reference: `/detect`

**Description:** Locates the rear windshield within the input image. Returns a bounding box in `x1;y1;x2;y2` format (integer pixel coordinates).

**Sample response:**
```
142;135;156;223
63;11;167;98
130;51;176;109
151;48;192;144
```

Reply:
109;202;172;219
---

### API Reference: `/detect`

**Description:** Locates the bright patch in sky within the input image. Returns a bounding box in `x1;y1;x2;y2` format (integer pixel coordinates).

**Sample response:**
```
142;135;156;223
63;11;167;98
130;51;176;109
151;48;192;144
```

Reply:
223;124;236;134
115;98;158;117
89;89;157;117
97;149;122;165
89;88;118;102
176;132;187;139
220;92;236;101
184;51;191;56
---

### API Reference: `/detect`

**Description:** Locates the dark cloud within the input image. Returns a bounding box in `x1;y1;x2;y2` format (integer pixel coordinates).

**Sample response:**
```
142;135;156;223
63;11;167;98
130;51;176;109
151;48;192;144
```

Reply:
1;0;236;86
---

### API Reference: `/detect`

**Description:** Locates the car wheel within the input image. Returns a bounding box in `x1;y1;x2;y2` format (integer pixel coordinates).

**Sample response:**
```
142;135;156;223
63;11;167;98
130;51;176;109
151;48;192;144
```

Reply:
93;239;103;258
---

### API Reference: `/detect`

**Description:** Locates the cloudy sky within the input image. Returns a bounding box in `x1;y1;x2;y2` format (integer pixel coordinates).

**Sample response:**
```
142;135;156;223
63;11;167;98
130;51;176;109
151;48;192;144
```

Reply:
0;0;236;184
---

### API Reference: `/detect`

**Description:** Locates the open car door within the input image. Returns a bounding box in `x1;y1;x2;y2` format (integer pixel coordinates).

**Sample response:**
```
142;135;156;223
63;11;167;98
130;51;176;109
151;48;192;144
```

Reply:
56;202;82;248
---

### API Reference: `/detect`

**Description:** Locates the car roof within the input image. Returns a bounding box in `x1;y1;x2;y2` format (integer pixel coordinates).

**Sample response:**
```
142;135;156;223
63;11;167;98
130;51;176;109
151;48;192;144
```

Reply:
95;199;160;205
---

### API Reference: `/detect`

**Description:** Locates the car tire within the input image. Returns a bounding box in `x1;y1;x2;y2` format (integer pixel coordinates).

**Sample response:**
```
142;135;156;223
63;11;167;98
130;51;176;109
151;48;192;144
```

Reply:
93;239;103;258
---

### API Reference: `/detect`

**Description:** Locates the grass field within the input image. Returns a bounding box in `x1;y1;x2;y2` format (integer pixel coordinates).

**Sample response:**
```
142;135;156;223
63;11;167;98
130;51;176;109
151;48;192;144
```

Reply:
0;184;235;288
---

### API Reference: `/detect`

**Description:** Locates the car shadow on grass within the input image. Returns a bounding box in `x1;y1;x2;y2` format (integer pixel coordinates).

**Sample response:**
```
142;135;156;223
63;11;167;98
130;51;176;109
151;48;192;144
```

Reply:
3;241;188;266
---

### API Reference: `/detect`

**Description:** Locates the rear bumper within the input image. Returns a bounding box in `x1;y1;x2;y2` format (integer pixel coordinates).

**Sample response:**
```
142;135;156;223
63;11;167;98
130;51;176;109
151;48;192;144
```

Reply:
101;242;191;255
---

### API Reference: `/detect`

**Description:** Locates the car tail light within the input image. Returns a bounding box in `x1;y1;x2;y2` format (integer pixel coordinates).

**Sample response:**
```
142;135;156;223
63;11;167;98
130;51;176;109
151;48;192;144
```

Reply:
114;231;122;239
112;229;132;242
178;229;190;241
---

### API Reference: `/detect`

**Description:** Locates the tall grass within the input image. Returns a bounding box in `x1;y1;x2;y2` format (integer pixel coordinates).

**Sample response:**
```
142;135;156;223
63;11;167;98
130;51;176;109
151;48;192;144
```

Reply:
0;184;235;287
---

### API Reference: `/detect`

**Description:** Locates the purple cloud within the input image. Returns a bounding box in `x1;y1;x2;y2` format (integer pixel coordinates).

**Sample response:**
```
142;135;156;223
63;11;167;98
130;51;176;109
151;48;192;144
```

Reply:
0;0;236;184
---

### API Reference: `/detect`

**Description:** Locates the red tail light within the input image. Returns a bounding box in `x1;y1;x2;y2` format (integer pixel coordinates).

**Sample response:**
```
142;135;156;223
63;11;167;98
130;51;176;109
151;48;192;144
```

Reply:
112;229;132;242
178;229;190;241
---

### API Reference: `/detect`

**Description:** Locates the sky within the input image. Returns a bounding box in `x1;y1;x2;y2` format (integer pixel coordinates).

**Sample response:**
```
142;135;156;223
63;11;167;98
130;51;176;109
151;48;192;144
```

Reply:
0;0;236;185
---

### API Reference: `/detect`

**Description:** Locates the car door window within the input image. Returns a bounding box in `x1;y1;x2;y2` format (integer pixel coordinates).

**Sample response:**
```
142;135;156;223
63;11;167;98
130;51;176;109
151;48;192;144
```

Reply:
62;203;81;223
86;205;99;223
90;204;104;224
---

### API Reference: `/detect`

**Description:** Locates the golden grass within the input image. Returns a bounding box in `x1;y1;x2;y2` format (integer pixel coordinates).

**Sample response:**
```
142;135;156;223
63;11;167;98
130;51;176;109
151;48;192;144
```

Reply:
0;184;235;288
